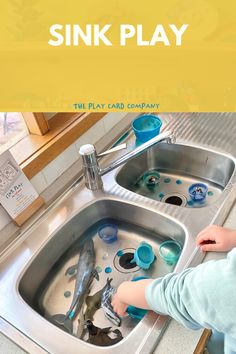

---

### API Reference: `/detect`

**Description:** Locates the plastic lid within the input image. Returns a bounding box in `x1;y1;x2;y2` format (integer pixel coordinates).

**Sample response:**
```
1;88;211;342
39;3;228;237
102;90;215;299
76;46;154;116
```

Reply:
79;144;95;155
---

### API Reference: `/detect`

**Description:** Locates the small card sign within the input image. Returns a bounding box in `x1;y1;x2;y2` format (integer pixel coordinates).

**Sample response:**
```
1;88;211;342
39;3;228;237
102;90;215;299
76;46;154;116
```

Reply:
0;150;44;225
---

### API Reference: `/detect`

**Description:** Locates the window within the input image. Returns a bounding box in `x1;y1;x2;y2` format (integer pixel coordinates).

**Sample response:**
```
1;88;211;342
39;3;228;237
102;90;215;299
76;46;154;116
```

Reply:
0;112;28;154
1;112;106;179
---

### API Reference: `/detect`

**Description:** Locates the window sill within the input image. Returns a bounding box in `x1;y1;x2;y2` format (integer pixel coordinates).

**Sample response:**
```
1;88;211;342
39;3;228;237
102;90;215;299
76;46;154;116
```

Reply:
10;112;106;179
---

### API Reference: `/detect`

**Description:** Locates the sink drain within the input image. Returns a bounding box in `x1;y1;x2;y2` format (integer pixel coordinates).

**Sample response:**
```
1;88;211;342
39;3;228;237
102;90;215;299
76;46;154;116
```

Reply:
113;248;140;273
162;193;187;207
119;252;137;269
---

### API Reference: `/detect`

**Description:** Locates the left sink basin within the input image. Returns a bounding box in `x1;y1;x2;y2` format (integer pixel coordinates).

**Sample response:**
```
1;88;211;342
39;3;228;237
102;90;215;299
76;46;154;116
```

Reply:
2;199;186;353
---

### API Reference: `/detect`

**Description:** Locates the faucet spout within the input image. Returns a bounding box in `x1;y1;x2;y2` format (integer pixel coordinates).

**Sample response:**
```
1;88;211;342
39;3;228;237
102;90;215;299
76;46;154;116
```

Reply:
79;130;175;190
100;131;175;176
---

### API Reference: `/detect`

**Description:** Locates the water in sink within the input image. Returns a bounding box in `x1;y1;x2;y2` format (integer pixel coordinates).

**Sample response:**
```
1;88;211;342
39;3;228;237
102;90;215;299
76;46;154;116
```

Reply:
32;219;177;345
131;170;221;208
116;143;235;208
19;199;185;348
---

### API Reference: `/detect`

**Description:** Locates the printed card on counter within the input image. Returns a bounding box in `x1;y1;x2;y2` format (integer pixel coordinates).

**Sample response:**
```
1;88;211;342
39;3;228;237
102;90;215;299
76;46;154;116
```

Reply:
0;150;44;225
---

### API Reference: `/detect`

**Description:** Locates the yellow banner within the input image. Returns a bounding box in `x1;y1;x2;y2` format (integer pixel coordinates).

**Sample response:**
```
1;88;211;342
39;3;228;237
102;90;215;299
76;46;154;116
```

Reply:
0;0;235;111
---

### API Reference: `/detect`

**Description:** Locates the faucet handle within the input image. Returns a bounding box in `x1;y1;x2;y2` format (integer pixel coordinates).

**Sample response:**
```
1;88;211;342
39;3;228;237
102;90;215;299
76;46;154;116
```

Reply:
79;143;127;158
98;143;127;157
79;144;96;156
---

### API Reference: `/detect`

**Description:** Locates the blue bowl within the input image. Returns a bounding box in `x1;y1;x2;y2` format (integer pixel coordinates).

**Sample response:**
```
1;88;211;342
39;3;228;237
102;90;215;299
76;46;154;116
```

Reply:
188;183;208;202
127;276;149;320
98;223;118;244
159;240;182;266
132;115;162;143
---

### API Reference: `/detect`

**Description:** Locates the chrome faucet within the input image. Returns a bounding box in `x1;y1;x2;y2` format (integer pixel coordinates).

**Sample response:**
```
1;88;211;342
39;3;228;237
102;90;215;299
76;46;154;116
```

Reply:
79;130;175;190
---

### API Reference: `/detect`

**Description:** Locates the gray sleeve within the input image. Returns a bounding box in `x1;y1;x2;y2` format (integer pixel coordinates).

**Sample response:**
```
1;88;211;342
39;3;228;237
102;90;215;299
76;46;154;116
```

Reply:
145;249;236;337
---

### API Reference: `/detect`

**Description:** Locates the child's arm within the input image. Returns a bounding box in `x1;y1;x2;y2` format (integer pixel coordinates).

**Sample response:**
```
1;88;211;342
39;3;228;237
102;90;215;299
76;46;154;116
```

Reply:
112;225;236;317
196;225;236;252
113;248;236;337
112;279;153;316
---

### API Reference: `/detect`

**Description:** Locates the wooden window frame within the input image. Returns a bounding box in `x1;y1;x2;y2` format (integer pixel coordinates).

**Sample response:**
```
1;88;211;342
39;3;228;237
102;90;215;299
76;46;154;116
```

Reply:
11;112;106;179
22;112;50;135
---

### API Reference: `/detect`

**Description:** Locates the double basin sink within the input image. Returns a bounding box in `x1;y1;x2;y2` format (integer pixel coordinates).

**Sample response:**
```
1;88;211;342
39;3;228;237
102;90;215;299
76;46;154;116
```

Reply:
1;114;236;353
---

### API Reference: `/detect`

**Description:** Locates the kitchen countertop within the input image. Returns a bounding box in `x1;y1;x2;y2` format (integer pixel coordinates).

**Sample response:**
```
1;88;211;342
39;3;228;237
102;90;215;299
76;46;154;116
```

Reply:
1;201;235;354
0;333;26;354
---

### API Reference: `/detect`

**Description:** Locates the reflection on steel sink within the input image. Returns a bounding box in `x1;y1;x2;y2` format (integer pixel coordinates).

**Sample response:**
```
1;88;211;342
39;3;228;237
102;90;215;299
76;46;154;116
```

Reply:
116;143;235;208
1;199;188;354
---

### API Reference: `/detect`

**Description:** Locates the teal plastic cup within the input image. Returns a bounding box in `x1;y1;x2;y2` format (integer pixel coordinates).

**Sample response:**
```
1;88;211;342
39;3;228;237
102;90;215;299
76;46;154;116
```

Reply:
127;276;149;320
143;170;160;188
131;242;155;270
132;115;162;143
159;240;182;265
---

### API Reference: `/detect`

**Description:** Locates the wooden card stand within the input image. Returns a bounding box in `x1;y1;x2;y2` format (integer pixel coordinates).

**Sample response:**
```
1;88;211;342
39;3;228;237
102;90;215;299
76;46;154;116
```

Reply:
194;329;211;354
14;196;45;226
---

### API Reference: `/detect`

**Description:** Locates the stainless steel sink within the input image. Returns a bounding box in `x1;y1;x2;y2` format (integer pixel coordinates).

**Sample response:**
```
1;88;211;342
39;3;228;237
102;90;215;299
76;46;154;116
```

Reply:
19;200;186;349
0;196;190;354
1;113;236;354
116;143;235;207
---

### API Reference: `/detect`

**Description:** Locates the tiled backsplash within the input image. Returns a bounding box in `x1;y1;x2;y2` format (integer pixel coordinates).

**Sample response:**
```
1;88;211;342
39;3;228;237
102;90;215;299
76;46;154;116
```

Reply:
0;113;138;244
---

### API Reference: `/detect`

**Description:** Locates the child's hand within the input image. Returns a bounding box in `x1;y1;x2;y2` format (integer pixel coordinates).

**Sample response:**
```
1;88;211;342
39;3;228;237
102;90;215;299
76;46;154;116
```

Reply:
111;293;128;317
196;225;236;252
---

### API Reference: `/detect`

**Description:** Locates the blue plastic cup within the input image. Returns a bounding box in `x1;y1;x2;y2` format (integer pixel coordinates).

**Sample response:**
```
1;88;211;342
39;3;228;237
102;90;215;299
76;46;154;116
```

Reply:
132;115;162;143
127;276;149;320
98;223;118;244
188;183;208;202
131;242;155;269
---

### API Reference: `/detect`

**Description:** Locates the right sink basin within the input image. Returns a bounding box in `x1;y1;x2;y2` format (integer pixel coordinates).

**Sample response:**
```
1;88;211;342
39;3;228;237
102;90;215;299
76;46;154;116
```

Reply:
116;143;235;208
